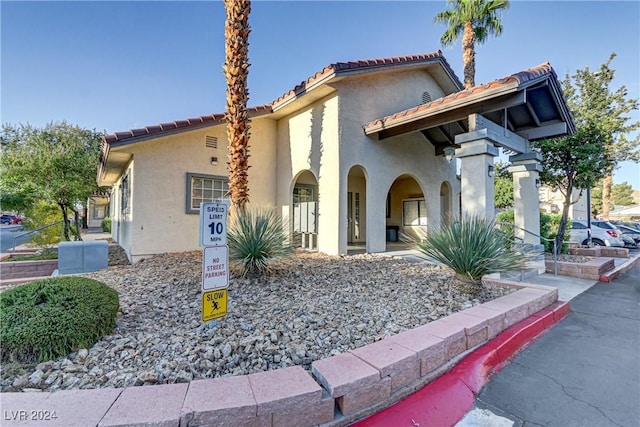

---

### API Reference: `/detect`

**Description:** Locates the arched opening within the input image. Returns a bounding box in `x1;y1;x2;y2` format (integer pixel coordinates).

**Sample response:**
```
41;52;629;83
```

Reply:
386;174;426;243
440;181;452;226
291;170;318;250
347;166;367;248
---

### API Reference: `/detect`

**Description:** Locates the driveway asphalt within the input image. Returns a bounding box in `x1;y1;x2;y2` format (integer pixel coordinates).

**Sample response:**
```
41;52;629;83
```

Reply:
459;262;640;427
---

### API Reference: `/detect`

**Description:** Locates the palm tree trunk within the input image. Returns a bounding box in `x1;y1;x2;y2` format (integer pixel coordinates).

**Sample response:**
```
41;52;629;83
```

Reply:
224;0;251;210
602;173;612;220
462;22;476;89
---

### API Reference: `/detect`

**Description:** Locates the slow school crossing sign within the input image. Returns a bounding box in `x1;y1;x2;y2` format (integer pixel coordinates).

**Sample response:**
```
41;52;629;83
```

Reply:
199;202;227;247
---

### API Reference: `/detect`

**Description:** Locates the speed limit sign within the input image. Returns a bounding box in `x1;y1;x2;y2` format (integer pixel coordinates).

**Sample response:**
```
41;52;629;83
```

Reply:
199;202;228;247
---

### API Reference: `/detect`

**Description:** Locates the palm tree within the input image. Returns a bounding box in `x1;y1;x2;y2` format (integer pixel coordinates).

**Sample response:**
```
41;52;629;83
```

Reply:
435;0;510;89
223;0;251;210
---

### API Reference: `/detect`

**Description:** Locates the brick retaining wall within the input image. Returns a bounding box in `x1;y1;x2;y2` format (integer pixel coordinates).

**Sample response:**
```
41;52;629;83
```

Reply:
545;257;614;280
0;259;57;280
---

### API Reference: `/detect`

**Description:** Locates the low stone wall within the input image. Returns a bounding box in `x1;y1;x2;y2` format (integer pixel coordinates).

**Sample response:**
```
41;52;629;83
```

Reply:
0;281;559;427
569;247;629;258
545;257;614;280
0;259;57;281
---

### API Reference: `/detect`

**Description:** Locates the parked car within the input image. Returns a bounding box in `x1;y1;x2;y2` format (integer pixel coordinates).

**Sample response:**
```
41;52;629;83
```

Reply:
620;233;638;248
617;224;640;244
611;220;640;232
569;219;624;247
0;214;23;224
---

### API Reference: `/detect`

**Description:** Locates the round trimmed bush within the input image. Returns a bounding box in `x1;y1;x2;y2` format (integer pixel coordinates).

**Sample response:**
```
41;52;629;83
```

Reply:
0;277;119;363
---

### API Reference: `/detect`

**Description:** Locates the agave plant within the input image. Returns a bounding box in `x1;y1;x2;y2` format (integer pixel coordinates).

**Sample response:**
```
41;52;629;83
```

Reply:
227;206;292;278
416;215;532;286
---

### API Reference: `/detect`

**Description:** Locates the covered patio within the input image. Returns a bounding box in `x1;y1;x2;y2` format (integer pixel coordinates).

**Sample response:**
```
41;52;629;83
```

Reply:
364;62;576;248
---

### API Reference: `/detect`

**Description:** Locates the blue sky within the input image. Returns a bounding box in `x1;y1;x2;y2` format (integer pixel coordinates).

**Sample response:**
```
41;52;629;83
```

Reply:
1;0;639;187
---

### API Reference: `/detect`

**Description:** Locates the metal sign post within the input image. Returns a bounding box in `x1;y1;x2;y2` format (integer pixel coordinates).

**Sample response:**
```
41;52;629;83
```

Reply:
199;202;230;324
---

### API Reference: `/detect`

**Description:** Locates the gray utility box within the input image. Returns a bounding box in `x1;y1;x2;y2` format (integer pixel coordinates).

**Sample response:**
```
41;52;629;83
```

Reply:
58;240;108;274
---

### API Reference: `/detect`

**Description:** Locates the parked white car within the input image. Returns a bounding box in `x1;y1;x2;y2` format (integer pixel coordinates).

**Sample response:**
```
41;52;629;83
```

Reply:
569;219;624;247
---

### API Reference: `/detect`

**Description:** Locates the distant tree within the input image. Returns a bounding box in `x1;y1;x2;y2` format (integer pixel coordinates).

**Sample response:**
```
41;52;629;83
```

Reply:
224;0;252;210
0;192;33;215
494;161;513;209
611;182;635;207
0;122;104;240
533;124;613;255
561;53;640;219
435;0;510;88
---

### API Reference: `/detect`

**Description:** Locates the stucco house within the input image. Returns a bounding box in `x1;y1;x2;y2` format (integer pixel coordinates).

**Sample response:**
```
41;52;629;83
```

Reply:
98;51;575;263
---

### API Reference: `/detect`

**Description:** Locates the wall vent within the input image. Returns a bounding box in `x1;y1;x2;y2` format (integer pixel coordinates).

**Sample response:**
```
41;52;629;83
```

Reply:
205;136;218;149
422;91;432;104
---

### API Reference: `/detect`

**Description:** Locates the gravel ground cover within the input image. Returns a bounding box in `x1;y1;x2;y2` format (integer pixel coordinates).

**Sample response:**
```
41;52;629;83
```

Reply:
545;253;593;263
1;250;514;392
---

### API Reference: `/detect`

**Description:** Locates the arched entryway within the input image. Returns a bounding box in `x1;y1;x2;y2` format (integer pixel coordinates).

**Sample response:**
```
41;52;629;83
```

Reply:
386;174;427;243
347;166;367;247
291;170;318;250
440;181;453;226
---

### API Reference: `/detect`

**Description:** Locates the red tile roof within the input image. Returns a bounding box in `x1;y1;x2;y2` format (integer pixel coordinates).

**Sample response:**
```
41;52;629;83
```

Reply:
103;105;272;146
101;51;461;148
270;51;462;109
364;62;556;133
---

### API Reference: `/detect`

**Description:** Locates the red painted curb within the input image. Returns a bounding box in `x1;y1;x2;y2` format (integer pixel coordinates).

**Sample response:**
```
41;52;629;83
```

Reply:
351;301;570;427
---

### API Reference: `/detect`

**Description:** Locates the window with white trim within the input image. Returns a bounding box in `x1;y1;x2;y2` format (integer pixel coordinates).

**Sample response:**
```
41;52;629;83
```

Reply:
186;173;229;214
403;198;427;226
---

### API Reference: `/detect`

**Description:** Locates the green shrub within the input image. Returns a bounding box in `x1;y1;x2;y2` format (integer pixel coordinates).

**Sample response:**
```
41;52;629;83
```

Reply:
101;216;111;233
497;210;570;253
227;206;292;278
22;201;63;248
0;277;119;363
416;216;530;285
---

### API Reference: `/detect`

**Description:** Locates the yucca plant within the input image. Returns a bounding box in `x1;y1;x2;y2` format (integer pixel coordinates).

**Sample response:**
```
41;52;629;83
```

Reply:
227;206;292;278
416;215;532;287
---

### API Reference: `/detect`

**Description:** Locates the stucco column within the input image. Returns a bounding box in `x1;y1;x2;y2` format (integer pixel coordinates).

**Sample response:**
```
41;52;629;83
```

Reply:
366;178;386;253
455;139;499;220
509;152;543;247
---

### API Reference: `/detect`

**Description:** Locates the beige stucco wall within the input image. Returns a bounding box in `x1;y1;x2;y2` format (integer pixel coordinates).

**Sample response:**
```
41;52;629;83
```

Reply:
110;119;277;262
109;161;134;258
275;94;340;254
106;67;463;260
335;69;460;253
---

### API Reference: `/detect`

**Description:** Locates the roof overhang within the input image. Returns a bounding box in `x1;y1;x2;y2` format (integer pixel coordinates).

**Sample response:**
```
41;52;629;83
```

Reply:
364;62;576;155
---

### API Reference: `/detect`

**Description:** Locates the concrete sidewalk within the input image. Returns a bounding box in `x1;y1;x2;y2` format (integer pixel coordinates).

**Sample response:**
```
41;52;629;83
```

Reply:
458;261;640;427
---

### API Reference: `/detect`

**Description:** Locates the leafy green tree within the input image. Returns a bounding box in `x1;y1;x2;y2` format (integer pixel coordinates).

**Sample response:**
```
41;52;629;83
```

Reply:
0;122;104;241
611;181;635;208
435;0;510;89
561;54;640;219
494;161;513;209
0;192;32;215
533;124;613;255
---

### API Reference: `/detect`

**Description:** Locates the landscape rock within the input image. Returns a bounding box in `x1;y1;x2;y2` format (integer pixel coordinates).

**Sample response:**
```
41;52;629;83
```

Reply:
1;250;513;392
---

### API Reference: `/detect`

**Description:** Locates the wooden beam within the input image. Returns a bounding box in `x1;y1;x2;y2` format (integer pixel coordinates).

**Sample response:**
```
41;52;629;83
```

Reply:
436;125;454;144
465;113;529;153
376;91;526;140
525;102;541;126
516;121;568;140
